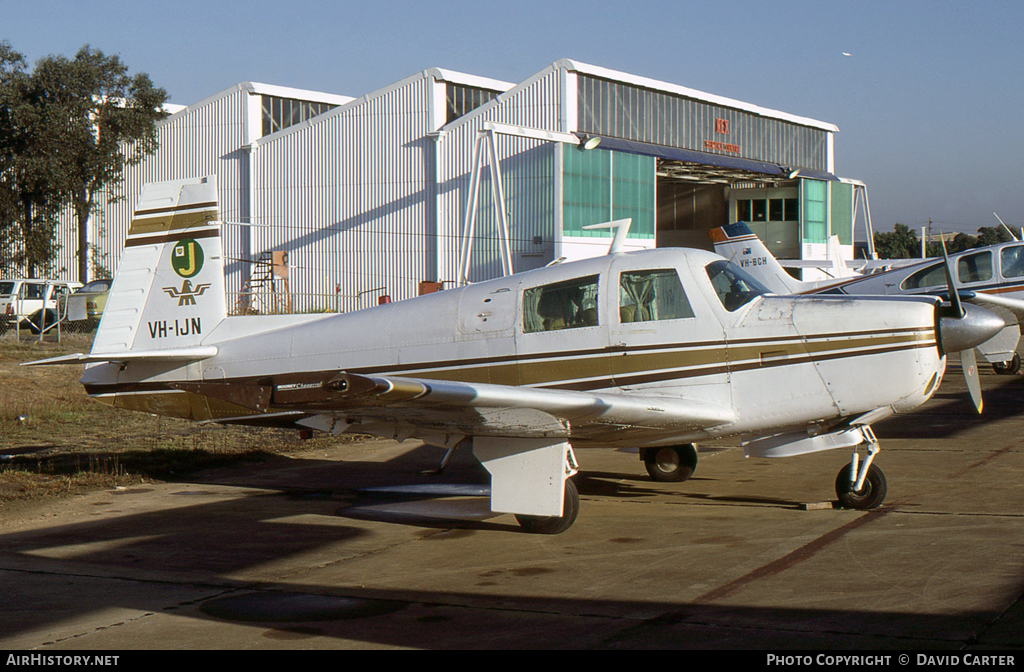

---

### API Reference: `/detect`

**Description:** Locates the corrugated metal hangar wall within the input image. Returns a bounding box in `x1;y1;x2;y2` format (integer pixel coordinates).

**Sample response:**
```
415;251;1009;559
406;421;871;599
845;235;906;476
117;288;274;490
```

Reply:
65;59;860;315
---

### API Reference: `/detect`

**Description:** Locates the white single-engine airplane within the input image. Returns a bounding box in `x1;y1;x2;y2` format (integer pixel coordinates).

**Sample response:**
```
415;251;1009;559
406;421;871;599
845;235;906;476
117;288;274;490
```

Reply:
711;221;1024;395
29;178;1005;534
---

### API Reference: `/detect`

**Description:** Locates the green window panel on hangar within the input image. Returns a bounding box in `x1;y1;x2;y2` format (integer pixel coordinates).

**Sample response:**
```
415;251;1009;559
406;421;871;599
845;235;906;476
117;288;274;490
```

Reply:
562;146;655;240
802;179;853;246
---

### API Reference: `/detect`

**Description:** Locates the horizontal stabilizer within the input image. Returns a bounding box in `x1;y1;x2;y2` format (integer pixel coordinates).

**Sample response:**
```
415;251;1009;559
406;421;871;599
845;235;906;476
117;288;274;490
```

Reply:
23;346;218;367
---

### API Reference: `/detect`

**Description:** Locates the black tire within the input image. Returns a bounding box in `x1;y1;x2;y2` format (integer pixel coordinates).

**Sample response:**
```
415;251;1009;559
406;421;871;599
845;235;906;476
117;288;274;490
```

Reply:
25;309;57;335
835;462;887;510
515;479;579;534
644;444;698;482
992;353;1021;375
23;312;41;334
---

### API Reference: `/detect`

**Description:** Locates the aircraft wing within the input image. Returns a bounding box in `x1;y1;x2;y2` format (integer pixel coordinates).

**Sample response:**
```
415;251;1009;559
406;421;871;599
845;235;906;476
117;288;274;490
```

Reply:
173;371;737;444
966;291;1024;324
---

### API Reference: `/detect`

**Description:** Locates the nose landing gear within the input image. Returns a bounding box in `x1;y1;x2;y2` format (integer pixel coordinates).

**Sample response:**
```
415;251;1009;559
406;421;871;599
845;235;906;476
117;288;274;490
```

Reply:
835;427;887;510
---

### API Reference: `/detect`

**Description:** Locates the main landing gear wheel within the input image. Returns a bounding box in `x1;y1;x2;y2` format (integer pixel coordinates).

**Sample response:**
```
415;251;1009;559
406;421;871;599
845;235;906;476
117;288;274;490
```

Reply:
835;462;887;510
992;353;1021;375
643;444;698;482
515;479;579;535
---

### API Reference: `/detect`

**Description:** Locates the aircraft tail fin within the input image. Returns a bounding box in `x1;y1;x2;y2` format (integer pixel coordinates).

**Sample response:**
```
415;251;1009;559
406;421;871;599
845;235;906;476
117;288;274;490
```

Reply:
826;235;857;279
708;222;806;294
90;176;226;358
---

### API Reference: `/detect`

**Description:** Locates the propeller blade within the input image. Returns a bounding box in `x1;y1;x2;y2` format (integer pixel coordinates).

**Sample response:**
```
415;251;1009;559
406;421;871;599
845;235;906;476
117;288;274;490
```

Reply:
936;235;993;412
961;348;983;413
940;236;964;318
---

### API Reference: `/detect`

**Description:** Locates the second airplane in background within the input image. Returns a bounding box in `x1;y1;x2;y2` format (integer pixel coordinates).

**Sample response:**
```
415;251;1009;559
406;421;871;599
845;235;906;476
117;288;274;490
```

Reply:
711;221;1024;409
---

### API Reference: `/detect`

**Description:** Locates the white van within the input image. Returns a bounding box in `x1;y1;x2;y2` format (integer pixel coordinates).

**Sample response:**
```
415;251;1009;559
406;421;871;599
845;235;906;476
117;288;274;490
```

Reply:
0;279;82;333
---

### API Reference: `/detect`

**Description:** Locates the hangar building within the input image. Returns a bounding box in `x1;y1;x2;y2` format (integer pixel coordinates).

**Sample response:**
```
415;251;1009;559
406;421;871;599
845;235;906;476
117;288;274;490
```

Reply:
69;59;872;313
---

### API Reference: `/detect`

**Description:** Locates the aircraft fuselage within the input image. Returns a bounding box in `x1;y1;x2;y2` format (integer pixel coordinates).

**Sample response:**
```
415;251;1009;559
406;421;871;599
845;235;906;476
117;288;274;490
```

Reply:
83;247;944;448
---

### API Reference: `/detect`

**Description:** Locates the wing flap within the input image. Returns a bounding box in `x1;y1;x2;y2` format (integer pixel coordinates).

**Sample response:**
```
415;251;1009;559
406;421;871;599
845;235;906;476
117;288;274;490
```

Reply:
178;371;736;442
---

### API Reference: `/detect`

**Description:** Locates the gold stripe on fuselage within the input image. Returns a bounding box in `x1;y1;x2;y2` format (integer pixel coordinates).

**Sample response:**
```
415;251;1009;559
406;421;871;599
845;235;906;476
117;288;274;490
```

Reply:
367;329;936;388
127;206;219;237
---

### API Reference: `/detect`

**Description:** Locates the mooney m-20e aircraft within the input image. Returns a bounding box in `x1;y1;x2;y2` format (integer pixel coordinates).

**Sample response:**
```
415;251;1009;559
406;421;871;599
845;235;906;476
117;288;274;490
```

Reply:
29;177;1005;534
711;222;1024;397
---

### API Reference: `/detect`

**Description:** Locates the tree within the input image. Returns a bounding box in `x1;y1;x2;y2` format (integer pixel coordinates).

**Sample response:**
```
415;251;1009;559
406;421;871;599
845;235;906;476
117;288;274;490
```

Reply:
939;232;979;255
875;224;1017;261
0;43;26;272
975;226;1014;248
59;46;168;280
0;42;70;277
873;223;921;259
0;41;167;279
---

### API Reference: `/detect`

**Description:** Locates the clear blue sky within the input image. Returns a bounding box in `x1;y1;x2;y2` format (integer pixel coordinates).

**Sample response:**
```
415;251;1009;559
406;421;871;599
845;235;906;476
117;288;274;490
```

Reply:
3;0;1022;238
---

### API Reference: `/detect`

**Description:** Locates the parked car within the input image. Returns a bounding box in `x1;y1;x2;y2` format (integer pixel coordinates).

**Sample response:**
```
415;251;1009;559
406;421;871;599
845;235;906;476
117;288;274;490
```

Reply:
0;278;82;334
66;278;113;323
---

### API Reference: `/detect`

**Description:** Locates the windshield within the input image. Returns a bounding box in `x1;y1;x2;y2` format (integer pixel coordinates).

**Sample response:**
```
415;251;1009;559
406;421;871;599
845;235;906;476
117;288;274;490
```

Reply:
0;281;13;296
78;279;112;293
705;260;769;311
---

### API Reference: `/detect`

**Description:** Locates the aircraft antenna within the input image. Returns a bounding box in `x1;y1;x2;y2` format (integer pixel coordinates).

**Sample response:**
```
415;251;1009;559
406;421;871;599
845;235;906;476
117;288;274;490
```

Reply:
993;212;1020;241
582;218;632;255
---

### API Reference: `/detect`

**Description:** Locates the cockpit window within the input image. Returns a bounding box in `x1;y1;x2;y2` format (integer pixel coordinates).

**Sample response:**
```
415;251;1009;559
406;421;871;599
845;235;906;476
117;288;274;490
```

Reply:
619;269;695;323
705;260;768;311
523;275;600;333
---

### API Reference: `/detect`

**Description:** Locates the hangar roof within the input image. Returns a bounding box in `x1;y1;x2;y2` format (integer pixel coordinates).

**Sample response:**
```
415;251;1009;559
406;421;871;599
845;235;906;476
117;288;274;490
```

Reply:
559;59;839;133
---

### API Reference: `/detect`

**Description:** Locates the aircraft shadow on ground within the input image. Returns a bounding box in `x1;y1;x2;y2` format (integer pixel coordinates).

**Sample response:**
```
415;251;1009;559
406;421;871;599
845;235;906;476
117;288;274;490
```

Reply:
1;481;1020;649
190;441;810;524
874;367;1024;440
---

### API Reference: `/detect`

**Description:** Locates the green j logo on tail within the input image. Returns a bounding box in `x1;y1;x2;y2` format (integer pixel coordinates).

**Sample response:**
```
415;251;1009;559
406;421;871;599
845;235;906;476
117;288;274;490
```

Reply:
171;240;204;278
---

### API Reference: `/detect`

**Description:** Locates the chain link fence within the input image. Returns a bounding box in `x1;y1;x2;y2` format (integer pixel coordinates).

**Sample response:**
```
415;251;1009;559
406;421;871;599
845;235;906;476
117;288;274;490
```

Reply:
0;289;103;343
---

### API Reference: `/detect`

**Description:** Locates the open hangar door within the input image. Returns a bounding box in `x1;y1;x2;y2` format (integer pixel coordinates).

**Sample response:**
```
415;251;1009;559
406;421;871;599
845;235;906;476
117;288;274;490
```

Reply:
655;157;801;258
656;166;729;252
591;138;804;258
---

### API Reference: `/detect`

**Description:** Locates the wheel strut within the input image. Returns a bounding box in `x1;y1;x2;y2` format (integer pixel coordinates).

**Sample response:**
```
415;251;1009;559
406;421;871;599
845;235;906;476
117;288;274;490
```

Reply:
850;425;879;492
836;424;887;510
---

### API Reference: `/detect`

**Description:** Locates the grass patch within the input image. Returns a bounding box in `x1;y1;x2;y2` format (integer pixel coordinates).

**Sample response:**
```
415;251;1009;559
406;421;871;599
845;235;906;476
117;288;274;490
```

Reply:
0;333;361;505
